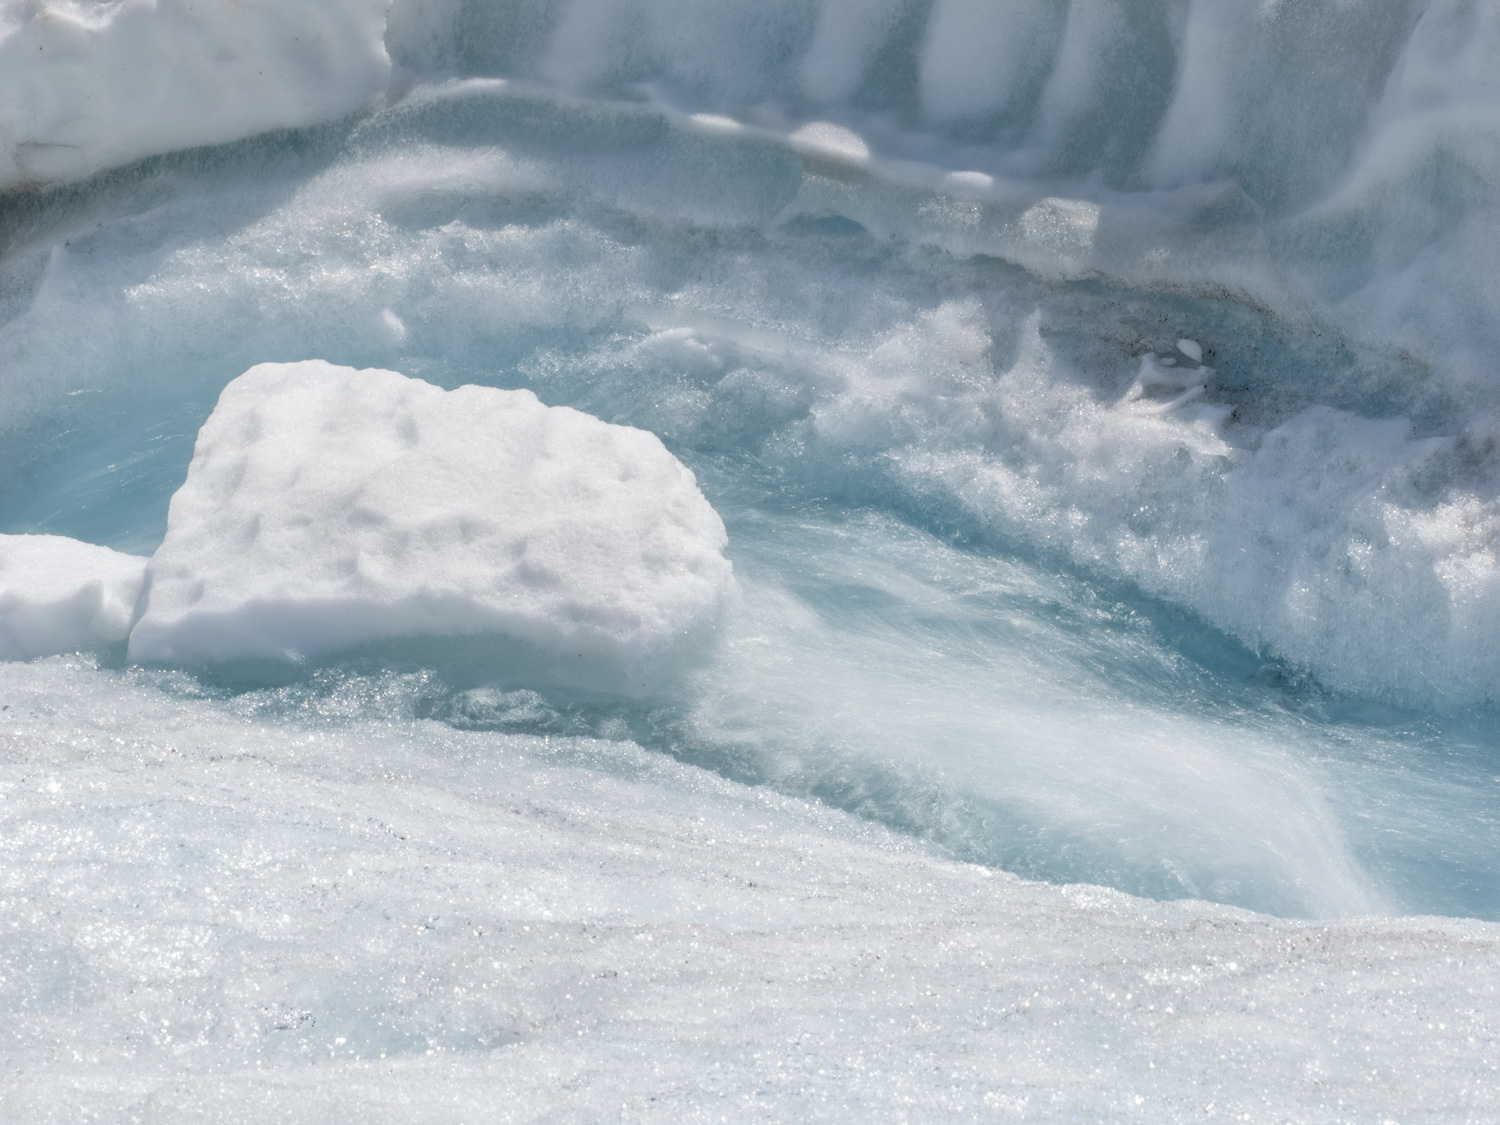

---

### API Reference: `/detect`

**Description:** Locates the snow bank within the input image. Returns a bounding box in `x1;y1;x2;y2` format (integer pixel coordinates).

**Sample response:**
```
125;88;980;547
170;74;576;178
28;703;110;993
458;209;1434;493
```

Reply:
0;534;146;659
127;361;732;689
0;0;390;191
2;656;1498;1121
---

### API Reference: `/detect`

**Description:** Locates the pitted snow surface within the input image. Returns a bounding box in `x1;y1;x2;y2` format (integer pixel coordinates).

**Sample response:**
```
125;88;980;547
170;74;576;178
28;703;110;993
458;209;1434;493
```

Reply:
128;361;731;688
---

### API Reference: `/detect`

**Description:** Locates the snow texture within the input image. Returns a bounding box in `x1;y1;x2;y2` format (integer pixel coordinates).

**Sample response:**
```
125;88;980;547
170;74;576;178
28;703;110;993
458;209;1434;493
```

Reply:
5;5;1500;1116
0;0;390;190
0;534;145;659
0;657;1497;1123
128;361;732;689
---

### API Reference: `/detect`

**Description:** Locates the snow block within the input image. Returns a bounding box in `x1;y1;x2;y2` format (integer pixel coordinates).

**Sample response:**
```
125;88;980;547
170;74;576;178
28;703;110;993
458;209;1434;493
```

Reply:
0;535;147;660
128;361;732;690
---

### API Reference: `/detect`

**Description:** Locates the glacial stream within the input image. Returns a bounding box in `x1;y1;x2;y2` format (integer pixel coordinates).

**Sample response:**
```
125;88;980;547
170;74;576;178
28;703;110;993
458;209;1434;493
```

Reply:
4;2;1500;1119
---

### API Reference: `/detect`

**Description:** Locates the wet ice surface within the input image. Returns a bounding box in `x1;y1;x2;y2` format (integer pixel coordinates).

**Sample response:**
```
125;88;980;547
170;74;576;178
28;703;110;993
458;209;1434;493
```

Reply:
2;657;1498;1123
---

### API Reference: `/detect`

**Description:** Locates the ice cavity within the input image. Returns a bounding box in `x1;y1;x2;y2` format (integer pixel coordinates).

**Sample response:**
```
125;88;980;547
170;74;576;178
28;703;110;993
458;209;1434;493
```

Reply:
127;361;732;690
0;0;390;190
0;534;146;660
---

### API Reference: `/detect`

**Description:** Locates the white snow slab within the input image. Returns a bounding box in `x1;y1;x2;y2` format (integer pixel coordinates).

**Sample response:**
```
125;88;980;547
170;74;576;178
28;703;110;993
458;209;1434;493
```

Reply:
0;534;146;659
128;361;732;688
0;0;390;190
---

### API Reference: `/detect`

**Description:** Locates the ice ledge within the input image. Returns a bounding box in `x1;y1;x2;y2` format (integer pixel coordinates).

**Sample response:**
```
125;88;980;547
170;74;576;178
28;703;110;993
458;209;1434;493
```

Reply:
0;0;391;191
0;534;146;660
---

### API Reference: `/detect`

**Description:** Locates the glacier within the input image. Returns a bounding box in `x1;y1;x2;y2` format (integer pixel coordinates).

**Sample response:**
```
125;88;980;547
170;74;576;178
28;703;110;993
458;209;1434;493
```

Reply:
4;0;1500;1119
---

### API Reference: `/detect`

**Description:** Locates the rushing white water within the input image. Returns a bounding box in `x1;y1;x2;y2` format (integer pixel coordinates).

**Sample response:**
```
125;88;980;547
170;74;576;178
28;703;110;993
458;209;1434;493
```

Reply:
4;1;1500;1118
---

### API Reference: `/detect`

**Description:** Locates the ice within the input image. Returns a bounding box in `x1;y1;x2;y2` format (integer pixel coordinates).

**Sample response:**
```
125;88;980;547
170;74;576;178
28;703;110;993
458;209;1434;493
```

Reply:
5;3;1500;1115
0;534;146;660
787;121;870;165
0;657;1497;1120
128;361;732;690
0;0;390;190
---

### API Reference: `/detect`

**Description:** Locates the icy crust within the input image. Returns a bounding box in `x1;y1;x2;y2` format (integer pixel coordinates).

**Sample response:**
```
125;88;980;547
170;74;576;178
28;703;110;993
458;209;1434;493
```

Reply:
1;658;1499;1121
127;361;732;689
0;535;146;660
0;0;390;190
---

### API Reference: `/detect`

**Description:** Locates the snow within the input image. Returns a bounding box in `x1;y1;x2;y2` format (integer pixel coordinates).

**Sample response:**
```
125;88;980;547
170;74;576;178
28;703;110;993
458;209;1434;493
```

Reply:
787;121;870;165
127;361;732;690
0;0;390;190
0;534;146;660
1;656;1497;1123
5;2;1500;1117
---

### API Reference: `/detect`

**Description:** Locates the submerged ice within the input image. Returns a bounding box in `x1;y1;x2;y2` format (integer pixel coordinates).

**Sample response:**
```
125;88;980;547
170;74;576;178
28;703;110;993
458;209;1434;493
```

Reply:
5;0;1500;1117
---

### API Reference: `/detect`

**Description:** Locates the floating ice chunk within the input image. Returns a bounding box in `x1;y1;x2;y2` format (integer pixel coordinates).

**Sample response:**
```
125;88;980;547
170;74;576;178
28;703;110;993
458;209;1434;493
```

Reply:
377;308;408;346
788;121;870;165
0;535;147;660
688;113;744;134
0;0;390;190
1177;338;1204;363
1018;196;1100;255
128;362;732;690
633;327;726;377
940;169;996;194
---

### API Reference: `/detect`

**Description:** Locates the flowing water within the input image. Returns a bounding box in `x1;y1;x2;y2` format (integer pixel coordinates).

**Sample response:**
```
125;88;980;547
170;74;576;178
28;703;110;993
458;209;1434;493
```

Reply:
5;2;1500;1118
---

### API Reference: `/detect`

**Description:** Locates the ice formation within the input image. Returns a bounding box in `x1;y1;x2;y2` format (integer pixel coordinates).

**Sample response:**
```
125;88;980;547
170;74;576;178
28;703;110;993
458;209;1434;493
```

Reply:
0;0;390;190
1;656;1496;1121
0;534;145;659
4;1;1500;1117
128;361;731;688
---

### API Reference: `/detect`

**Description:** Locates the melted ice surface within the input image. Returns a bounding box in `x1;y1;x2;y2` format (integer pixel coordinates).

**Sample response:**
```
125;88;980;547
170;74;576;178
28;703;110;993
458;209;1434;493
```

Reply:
1;655;1496;1121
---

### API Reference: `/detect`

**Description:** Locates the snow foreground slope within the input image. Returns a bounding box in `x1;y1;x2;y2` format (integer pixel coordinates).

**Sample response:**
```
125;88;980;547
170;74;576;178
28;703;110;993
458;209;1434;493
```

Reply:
1;656;1497;1124
127;361;731;689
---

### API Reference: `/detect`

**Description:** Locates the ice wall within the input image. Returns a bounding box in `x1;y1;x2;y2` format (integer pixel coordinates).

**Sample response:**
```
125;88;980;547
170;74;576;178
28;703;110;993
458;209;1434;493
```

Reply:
386;0;1424;203
0;0;390;190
